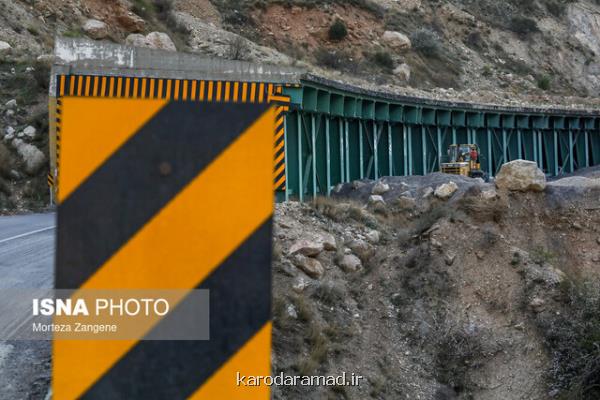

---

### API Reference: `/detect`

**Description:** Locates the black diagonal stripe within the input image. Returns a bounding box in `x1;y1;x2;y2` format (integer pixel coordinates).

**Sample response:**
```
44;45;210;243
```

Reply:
82;219;272;400
56;101;270;289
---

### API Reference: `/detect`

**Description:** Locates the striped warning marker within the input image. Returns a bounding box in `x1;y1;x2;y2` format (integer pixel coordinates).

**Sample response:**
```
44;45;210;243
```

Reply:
54;97;275;399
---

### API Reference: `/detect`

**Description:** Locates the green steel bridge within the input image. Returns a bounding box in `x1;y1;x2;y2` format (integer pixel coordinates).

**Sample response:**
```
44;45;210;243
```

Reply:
50;38;600;204
279;75;600;201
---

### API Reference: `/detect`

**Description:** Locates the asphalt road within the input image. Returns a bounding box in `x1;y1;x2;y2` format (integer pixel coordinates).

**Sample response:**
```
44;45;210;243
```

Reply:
0;212;55;400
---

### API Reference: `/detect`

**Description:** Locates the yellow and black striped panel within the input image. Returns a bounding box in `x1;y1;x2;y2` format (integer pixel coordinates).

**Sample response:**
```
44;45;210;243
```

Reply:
53;75;291;193
54;97;275;399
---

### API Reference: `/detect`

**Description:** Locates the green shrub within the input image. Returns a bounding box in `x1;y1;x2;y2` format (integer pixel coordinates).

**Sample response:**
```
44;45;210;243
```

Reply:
546;0;567;17
410;28;441;56
328;19;348;41
537;75;552;91
372;51;394;70
314;47;350;69
509;16;539;36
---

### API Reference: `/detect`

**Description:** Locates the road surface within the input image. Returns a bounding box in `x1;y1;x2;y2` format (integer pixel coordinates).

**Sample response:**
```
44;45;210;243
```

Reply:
0;212;55;400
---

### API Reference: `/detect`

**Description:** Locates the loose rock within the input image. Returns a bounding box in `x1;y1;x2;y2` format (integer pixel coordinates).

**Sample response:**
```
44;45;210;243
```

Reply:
291;254;324;278
22;126;36;139
5;99;17;109
338;254;362;272
82;19;109;40
368;195;385;205
319;233;337;251
381;31;412;50
366;230;380;244
288;239;324;257
495;160;546;192
126;32;176;51
372;181;390;195
434;181;458;199
0;41;11;53
12;139;46;175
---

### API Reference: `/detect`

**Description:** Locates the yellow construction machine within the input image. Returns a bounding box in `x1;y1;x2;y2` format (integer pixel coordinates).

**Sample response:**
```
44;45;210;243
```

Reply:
440;144;486;180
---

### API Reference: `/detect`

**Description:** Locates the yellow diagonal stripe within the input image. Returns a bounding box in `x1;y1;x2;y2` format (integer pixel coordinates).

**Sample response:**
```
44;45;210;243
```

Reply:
189;323;272;399
58;98;168;202
53;105;275;400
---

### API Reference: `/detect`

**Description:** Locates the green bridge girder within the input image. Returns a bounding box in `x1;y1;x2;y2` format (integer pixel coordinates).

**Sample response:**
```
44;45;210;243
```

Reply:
280;77;600;201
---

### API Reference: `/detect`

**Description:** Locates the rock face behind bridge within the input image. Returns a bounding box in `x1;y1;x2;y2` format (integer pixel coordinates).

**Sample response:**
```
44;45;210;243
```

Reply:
495;159;546;192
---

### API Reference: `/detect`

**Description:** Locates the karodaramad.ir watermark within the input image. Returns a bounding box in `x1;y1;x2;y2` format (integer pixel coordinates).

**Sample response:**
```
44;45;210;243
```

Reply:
236;372;364;387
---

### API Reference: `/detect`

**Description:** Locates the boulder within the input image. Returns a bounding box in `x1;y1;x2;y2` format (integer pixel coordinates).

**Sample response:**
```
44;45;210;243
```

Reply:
291;254;324;278
396;195;416;210
292;277;308;293
22;126;36;139
393;63;411;82
288;239;324;257
381;31;412;50
495;160;546;192
434;181;458;199
348;239;374;260
82;19;109;40
319;233;337;251
125;33;147;47
366;230;380;244
146;32;177;51
126;32;176;51
5;99;17;109
12;139;46;175
286;304;298;319
372;181;390;195
0;41;11;53
368;195;385;205
338;254;362;272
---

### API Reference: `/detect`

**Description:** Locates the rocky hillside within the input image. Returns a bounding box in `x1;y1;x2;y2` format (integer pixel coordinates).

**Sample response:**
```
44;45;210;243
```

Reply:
272;165;600;399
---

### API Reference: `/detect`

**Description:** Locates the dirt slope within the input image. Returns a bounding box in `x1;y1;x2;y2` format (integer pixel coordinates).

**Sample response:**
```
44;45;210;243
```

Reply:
272;174;600;399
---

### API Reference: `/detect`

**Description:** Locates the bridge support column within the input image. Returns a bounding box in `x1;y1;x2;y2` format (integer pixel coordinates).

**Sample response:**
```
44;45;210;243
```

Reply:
311;114;317;198
531;131;540;167
374;122;379;179
325;117;331;196
437;127;442;172
538;131;543;170
359;122;364;179
517;129;522;159
421;126;427;174
403;125;408;176
388;124;393;176
407;125;413;175
297;114;303;202
486;129;492;175
339;118;345;183
345;120;350;181
569;130;574;172
502;129;507;163
584;130;590;167
553;129;558;175
284;115;289;202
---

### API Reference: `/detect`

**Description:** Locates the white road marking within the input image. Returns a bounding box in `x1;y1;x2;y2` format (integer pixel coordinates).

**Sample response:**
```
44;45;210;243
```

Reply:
0;226;56;245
